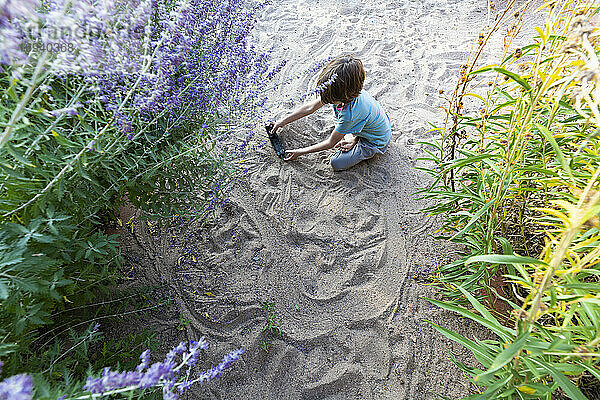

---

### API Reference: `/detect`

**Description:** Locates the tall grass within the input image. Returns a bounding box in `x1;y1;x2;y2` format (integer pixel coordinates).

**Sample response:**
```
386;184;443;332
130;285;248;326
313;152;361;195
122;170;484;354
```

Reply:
420;0;600;397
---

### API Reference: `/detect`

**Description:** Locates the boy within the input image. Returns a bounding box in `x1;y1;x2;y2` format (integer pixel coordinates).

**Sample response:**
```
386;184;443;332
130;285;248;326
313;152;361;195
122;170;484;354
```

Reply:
271;55;392;171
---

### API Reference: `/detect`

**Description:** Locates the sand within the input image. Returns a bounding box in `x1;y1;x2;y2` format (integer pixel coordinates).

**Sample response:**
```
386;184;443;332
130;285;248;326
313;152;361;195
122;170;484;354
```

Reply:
115;0;535;398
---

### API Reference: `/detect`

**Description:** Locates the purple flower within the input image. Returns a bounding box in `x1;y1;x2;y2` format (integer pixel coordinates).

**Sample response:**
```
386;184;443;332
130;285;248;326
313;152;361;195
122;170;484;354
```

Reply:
186;338;208;368
82;341;241;398
3;0;282;141
50;102;82;117
301;73;338;102
0;373;33;400
173;342;187;355
163;385;178;400
0;0;37;24
198;348;244;383
83;368;144;394
136;349;151;372
138;362;171;389
0;0;37;64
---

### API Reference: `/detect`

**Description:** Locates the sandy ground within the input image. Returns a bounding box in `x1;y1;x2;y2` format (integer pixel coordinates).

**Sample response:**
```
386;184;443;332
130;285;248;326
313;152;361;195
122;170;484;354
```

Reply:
115;0;539;399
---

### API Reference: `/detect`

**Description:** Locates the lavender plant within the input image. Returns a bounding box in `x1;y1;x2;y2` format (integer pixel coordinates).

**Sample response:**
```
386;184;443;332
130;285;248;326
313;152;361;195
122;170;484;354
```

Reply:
0;362;33;400
0;0;279;393
0;341;242;399
2;0;281;218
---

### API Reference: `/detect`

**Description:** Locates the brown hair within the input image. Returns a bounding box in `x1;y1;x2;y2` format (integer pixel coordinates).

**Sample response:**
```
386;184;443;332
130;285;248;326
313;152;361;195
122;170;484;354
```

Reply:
316;55;365;104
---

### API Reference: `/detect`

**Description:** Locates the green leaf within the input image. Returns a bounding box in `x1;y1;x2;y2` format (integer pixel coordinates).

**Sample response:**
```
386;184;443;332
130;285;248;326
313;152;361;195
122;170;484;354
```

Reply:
575;361;600;381
455;285;503;329
77;155;92;182
493;67;532;91
0;343;17;357
13;277;39;293
6;83;18;102
445;154;499;171
450;200;495;240
496;237;513;255
465;254;548;266
517;165;559;177
535;123;575;182
0;251;24;268
425;297;515;342
495;237;517;276
425;319;494;367
0;161;28;180
0;280;8;299
51;130;79;147
550;287;557;308
475;331;529;382
481;375;513;398
6;142;35;167
529;358;588;400
564;283;600;290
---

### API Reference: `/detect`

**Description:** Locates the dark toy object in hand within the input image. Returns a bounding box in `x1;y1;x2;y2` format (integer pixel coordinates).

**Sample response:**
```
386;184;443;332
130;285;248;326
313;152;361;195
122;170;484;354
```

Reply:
265;123;285;159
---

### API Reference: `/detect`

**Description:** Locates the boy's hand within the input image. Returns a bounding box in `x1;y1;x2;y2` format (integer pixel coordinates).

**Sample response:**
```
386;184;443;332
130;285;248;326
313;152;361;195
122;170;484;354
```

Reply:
284;149;302;161
272;120;285;135
335;134;358;152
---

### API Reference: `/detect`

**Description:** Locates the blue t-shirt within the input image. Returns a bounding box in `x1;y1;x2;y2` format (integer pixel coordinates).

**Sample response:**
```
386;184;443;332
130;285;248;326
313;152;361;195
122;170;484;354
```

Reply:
333;90;391;149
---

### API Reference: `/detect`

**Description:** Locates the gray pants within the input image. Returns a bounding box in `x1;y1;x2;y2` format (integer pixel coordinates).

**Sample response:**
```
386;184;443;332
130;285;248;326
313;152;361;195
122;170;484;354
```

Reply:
330;138;389;171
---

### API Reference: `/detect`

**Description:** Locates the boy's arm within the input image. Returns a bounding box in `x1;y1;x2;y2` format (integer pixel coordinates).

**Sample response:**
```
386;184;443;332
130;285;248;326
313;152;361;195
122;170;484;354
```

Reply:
272;98;324;134
284;129;344;161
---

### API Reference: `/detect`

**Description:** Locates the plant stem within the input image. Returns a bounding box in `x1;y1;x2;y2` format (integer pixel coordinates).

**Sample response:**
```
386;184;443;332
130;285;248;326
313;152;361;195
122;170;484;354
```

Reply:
0;51;49;149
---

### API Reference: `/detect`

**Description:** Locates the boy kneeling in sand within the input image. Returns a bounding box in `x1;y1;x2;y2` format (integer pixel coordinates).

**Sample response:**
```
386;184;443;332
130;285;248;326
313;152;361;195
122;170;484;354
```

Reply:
271;55;392;171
